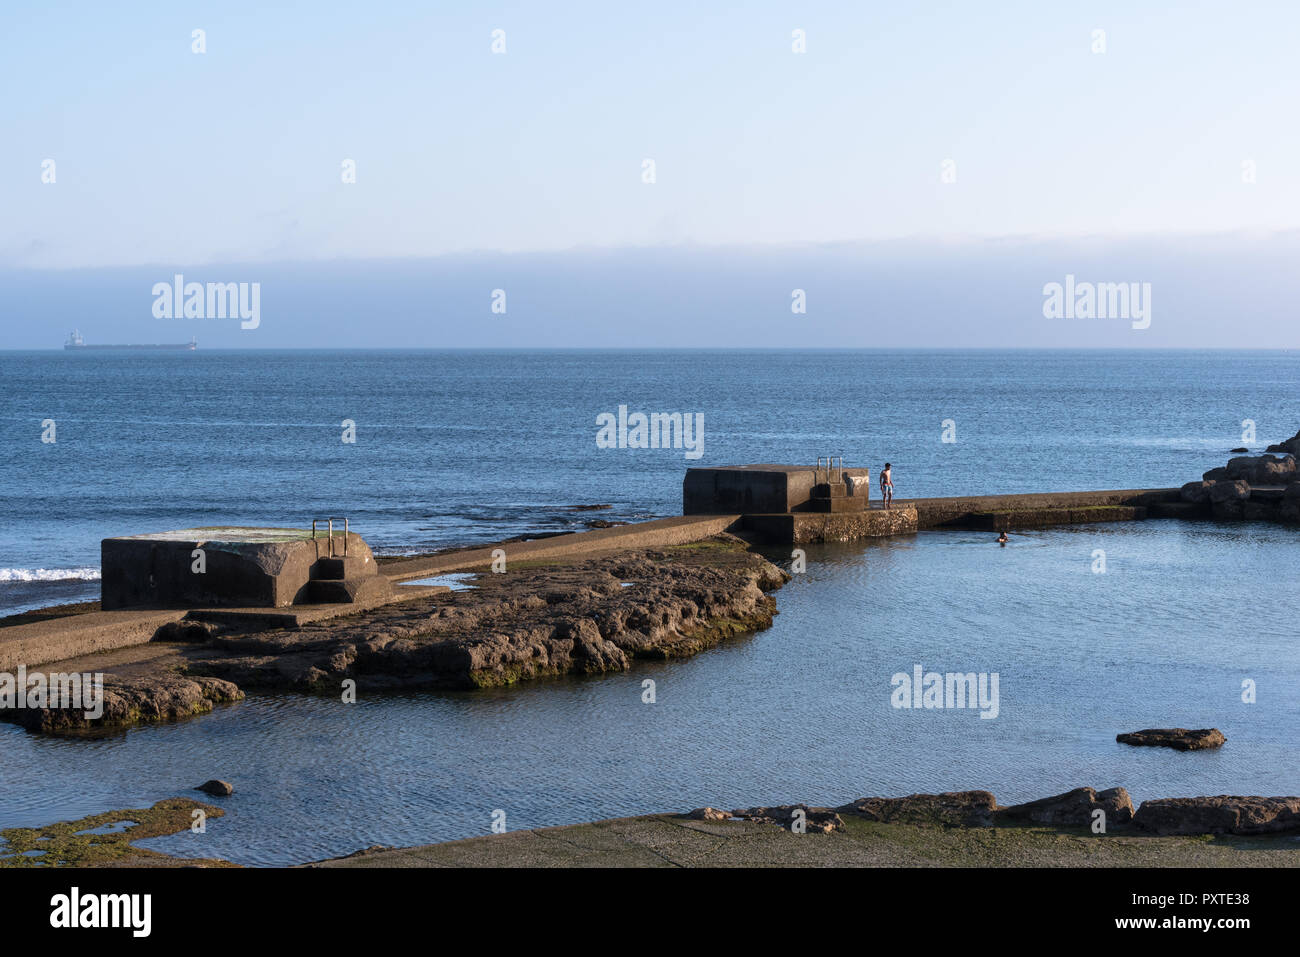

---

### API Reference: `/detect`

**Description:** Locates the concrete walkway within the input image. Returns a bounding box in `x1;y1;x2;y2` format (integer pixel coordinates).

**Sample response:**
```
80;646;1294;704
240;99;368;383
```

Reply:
0;609;186;673
381;514;743;581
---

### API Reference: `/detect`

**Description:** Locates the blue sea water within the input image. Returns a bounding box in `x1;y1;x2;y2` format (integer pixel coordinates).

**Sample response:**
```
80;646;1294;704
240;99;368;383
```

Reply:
1;350;1298;864
1;348;1296;613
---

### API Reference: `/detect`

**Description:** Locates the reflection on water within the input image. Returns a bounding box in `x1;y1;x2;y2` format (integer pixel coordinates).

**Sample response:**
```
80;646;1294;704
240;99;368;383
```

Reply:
2;521;1297;866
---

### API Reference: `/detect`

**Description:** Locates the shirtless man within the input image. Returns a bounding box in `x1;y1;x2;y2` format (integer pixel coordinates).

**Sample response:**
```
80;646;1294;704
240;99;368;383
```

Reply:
880;463;893;509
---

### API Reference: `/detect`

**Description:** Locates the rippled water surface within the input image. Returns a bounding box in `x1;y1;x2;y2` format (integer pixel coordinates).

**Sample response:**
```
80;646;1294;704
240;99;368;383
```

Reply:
2;521;1296;866
3;348;1299;614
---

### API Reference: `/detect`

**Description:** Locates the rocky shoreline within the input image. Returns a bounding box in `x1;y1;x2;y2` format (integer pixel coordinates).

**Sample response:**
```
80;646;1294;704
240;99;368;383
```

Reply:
6;786;1297;869
0;535;788;735
1178;427;1300;521
688;787;1300;837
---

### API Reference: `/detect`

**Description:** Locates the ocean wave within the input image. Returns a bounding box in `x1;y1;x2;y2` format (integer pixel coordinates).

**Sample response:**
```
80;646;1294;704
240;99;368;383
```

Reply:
0;567;101;583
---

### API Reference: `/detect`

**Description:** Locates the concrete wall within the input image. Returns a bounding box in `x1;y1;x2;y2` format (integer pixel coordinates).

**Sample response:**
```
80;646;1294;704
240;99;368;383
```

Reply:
684;465;870;514
102;530;374;610
742;509;918;544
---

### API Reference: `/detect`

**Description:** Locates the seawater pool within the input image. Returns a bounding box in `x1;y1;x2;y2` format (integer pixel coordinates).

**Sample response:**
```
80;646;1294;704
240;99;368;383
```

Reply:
1;520;1297;866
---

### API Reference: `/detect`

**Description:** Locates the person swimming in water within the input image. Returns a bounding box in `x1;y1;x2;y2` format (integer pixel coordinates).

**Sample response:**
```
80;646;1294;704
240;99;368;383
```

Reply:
997;531;1008;546
879;463;893;509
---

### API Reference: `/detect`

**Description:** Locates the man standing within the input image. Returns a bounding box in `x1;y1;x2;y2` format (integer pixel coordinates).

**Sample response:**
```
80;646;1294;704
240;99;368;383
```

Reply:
880;462;894;509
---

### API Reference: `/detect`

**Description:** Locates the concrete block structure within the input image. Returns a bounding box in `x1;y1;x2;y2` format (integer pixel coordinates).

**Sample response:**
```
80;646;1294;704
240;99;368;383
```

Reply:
684;464;871;515
101;526;391;610
683;463;915;542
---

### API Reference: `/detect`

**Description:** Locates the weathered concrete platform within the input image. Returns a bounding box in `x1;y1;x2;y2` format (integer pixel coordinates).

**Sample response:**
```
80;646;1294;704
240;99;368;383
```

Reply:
902;489;1179;530
102;527;384;610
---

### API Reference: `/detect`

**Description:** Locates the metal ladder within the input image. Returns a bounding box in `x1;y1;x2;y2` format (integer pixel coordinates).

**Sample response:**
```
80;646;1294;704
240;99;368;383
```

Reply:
310;517;350;558
815;456;844;485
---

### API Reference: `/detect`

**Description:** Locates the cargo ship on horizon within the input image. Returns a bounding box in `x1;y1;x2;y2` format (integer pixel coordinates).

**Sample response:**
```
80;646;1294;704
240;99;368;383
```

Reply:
64;330;196;351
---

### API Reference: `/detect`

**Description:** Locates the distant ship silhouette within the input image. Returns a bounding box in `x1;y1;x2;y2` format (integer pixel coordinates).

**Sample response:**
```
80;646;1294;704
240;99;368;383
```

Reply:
64;330;196;351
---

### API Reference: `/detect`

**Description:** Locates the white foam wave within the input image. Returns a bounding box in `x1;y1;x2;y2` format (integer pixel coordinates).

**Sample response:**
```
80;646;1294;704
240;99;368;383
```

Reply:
0;567;101;583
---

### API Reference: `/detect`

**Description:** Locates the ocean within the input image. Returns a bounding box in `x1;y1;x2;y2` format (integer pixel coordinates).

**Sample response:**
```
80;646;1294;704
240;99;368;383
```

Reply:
2;348;1296;615
1;349;1298;864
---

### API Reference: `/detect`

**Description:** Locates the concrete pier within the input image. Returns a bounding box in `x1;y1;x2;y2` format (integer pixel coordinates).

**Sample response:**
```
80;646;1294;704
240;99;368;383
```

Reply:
4;482;1188;671
902;488;1180;529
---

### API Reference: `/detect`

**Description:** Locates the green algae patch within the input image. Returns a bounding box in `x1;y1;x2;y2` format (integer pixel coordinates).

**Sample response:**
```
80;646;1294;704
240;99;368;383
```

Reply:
665;540;747;554
467;662;569;689
637;606;778;660
0;798;234;868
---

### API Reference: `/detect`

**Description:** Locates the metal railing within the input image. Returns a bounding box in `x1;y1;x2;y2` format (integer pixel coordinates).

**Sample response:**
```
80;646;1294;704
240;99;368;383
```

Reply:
310;517;349;557
815;456;844;484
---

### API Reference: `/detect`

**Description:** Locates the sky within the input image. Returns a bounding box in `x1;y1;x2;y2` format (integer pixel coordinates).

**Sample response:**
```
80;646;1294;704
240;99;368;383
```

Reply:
1;0;1297;347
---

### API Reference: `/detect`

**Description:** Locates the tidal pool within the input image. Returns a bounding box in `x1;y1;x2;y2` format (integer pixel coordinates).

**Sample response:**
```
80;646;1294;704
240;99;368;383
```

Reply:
1;520;1296;866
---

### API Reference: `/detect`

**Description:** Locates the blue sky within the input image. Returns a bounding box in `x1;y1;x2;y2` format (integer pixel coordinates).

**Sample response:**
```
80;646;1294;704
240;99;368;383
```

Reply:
1;1;1297;346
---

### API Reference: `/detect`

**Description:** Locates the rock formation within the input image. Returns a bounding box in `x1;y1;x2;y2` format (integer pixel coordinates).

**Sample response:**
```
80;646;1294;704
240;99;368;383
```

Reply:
1116;728;1226;750
1;674;243;735
837;791;999;827
692;787;1300;837
1133;796;1300;835
1179;430;1300;523
1;537;788;734
995;786;1134;826
730;804;844;833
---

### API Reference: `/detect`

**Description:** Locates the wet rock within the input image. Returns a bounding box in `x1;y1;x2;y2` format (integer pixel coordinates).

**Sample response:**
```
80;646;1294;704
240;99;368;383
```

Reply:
1133;796;1300;835
1202;466;1230;482
191;536;788;693
1116;728;1225;751
1179;480;1215;504
1265;429;1300;455
1224;453;1296;485
684;807;730;821
1256;455;1297;483
731;804;843;833
1229;447;1248;453
995;786;1134;826
1279;483;1300;522
1208;480;1250;519
0;674;244;735
196;779;234;797
153;619;225;643
837;791;998;827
